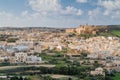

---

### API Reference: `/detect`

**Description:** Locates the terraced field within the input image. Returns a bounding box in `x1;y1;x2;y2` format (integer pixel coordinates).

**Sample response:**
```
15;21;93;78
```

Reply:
0;64;55;70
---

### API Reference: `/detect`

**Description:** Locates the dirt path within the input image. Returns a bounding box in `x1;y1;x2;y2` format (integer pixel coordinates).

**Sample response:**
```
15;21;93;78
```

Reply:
0;64;55;70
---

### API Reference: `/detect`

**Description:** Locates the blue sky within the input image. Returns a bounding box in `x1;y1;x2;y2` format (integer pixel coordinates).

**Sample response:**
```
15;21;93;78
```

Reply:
0;0;120;28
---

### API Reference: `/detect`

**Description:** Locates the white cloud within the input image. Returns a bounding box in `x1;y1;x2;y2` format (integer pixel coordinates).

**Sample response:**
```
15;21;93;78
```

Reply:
103;10;110;16
84;0;120;21
0;11;84;28
0;11;13;17
76;0;87;3
77;10;83;15
22;11;28;16
99;0;120;10
98;0;120;16
62;6;83;16
29;0;61;12
88;8;101;18
0;0;84;28
0;11;21;27
28;0;83;16
111;11;120;19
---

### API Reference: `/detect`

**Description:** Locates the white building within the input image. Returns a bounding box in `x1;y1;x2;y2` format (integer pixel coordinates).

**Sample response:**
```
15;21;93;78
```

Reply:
90;67;105;76
12;52;42;64
26;55;42;64
14;52;27;63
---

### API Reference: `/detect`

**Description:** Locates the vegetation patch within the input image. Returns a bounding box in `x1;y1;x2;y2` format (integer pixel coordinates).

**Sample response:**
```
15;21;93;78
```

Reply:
111;30;120;37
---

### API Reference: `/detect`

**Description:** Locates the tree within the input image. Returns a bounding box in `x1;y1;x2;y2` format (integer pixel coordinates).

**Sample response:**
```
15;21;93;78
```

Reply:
7;38;18;43
24;78;31;80
68;77;72;80
19;76;23;80
72;60;80;66
10;76;19;80
42;76;52;80
84;76;91;80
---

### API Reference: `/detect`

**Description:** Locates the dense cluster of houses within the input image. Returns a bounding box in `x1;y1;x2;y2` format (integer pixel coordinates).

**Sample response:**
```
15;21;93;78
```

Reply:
68;36;120;56
0;28;119;75
0;52;42;64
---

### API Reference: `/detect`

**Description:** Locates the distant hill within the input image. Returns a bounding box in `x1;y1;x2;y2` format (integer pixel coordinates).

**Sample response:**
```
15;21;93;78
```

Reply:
107;25;120;30
0;25;120;32
0;27;65;32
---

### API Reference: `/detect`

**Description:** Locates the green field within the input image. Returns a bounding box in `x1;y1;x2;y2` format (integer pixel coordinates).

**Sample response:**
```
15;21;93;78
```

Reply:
98;30;120;37
111;30;120;37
